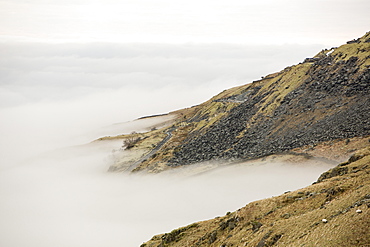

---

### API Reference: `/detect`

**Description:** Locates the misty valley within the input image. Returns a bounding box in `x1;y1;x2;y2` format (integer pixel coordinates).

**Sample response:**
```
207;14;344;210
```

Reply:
1;32;369;246
0;117;335;247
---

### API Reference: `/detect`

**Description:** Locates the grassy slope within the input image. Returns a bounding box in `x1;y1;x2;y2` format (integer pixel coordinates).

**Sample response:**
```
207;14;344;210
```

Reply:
120;68;307;172
104;32;369;173
142;146;370;247
96;33;370;245
138;33;370;246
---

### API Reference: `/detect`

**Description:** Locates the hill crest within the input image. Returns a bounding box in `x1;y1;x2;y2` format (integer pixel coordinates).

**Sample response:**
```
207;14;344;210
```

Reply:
107;32;370;173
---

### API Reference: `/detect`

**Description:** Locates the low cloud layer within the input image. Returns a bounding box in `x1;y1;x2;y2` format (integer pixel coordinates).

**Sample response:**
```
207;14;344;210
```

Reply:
0;42;322;160
0;42;335;247
1;42;323;107
0;137;334;247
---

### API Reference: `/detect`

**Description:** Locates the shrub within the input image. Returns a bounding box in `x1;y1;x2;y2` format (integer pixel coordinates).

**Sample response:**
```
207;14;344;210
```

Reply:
122;131;141;149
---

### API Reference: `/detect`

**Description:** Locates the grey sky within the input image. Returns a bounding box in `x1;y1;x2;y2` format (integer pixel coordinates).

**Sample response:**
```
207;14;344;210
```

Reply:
1;0;369;45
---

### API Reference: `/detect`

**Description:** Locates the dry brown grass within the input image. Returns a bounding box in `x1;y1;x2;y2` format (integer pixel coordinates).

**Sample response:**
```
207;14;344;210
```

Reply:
142;146;370;247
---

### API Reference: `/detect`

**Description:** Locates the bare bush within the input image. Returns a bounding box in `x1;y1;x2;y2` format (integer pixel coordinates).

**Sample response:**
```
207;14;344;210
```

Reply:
122;131;141;149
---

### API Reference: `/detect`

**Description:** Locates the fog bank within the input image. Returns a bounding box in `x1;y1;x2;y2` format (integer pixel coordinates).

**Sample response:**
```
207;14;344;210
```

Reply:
0;42;322;165
0;138;333;247
0;42;336;246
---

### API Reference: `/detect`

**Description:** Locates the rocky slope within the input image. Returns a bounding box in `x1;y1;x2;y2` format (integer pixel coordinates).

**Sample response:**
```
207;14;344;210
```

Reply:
107;32;370;173
102;33;370;246
141;146;370;247
168;33;370;167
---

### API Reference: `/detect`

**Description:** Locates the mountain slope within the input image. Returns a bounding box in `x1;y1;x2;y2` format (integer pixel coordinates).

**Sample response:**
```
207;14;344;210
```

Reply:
169;33;370;166
107;32;370;173
141;146;370;247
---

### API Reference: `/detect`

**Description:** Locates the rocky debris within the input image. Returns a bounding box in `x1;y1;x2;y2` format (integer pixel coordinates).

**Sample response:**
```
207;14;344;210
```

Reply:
166;39;370;167
110;33;370;173
251;221;263;232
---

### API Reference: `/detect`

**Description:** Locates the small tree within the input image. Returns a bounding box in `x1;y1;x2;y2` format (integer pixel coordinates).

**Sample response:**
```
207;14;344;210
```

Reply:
122;131;141;149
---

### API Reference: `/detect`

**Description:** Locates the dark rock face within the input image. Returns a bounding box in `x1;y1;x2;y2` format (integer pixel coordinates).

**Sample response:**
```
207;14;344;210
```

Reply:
169;50;370;166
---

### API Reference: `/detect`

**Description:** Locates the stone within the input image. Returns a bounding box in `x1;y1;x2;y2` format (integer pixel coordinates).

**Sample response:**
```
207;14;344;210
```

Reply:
281;213;291;219
251;221;263;232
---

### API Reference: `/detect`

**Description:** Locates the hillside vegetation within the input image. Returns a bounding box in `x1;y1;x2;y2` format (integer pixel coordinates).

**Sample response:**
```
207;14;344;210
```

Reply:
107;32;370;173
141;146;370;247
102;33;370;246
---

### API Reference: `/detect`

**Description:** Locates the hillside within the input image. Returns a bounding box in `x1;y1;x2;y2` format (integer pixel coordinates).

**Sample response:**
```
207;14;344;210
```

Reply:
102;33;370;246
141;146;370;247
107;32;370;173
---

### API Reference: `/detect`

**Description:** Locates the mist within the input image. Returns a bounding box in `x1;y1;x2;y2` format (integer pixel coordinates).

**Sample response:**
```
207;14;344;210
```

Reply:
0;42;335;246
0;133;334;247
0;42;323;162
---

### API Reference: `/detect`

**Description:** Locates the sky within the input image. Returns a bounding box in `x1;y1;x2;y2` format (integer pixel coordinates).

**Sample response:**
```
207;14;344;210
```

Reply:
0;0;369;44
0;1;369;246
0;0;370;45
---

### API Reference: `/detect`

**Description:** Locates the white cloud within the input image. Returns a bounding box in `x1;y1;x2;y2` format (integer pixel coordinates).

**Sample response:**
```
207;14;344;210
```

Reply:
0;132;334;247
0;40;339;247
0;42;323;161
1;0;369;44
0;42;323;105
